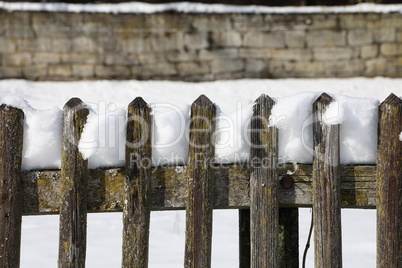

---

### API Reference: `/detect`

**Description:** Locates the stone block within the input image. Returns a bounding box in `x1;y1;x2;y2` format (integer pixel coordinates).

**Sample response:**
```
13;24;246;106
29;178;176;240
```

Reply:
150;32;184;52
105;54;139;65
121;37;152;54
0;66;23;78
5;13;35;38
348;30;373;46
338;14;367;29
365;58;388;75
33;52;61;64
210;31;242;48
95;65;131;78
132;63;177;77
245;59;269;73
3;53;32;66
166;50;198;62
243;31;285;48
184;32;209;50
231;14;268;31
380;43;402;56
52;38;73;52
306;30;346;47
48;64;72;77
211;59;244;74
191;15;232;30
373;29;396;43
397;30;402;42
0;39;16;53
17;38;52;52
72;64;94;78
323;60;365;76
285;30;306;48
61;53;101;64
138;53;167;65
272;49;312;61
239;48;273;58
72;36;98;52
176;61;210;75
282;61;325;77
313;47;358;61
360;45;378;59
199;49;238;60
24;64;48;80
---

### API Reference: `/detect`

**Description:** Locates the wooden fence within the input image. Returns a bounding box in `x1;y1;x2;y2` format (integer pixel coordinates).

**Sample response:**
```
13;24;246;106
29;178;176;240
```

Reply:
0;92;401;267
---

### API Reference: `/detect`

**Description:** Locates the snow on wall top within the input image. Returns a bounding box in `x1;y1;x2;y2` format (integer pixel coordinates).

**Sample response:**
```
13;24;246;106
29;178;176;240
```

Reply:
1;1;402;14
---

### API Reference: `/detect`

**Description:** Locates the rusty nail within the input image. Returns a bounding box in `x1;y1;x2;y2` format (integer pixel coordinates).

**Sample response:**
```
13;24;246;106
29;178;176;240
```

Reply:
280;175;294;189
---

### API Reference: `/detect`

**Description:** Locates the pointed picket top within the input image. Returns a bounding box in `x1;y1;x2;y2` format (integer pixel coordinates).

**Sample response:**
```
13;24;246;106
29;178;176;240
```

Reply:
192;94;215;108
254;94;275;110
381;93;402;107
64;97;84;109
314;92;333;106
128;97;149;111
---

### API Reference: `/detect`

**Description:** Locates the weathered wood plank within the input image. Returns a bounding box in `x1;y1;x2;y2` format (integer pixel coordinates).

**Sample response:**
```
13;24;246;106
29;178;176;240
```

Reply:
58;98;89;268
20;164;377;214
0;104;24;268
312;93;342;268
250;94;279;267
122;97;152;268
184;95;216;268
376;94;402;268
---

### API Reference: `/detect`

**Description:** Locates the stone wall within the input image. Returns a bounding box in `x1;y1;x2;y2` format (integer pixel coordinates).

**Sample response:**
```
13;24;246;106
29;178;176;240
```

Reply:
1;10;402;81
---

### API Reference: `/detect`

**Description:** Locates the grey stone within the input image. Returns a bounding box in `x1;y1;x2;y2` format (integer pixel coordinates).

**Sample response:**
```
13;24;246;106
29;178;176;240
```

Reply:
176;61;210;75
199;49;238;60
211;32;242;48
72;64;94;78
48;64;72;77
24;64;48;80
360;45;378;59
0;39;16;53
17;38;52;52
306;30;347;47
211;59;244;74
3;53;32;66
95;65;131;78
184;32;209;50
239;48;273;59
380;44;402;56
52;38;73;53
313;47;358;61
373;29;396;43
348;30;373;46
150;32;184;52
33;52;61;64
285;30;305;48
0;66;23;78
61;53;100;64
243;31;285;48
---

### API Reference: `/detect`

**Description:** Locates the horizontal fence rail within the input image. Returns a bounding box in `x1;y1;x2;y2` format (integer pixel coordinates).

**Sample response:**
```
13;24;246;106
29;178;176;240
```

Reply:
0;93;401;268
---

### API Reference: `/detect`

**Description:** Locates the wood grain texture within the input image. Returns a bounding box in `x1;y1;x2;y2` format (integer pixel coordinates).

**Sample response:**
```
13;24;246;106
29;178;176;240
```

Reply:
184;95;216;268
122;97;152;268
58;98;89;268
20;164;376;214
0;105;24;268
312;93;342;268
250;94;278;268
376;94;402;268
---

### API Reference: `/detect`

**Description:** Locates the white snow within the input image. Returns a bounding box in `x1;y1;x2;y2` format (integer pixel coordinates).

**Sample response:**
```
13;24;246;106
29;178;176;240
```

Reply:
1;78;396;170
1;1;402;14
1;77;400;267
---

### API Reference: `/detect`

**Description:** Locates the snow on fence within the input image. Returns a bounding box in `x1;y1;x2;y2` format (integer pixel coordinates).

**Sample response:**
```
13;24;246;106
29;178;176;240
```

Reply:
0;92;401;267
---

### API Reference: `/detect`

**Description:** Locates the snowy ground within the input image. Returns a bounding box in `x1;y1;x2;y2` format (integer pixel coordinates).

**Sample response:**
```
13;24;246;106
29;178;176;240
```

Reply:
1;77;400;267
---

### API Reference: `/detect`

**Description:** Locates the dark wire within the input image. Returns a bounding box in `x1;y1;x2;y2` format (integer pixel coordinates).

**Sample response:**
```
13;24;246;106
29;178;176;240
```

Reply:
302;210;314;268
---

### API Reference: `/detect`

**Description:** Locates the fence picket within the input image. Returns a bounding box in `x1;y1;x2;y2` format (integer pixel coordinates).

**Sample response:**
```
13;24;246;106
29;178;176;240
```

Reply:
122;97;152;268
312;93;342;268
184;95;216;268
0;105;24;268
58;98;89;268
250;94;279;268
376;93;402;268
